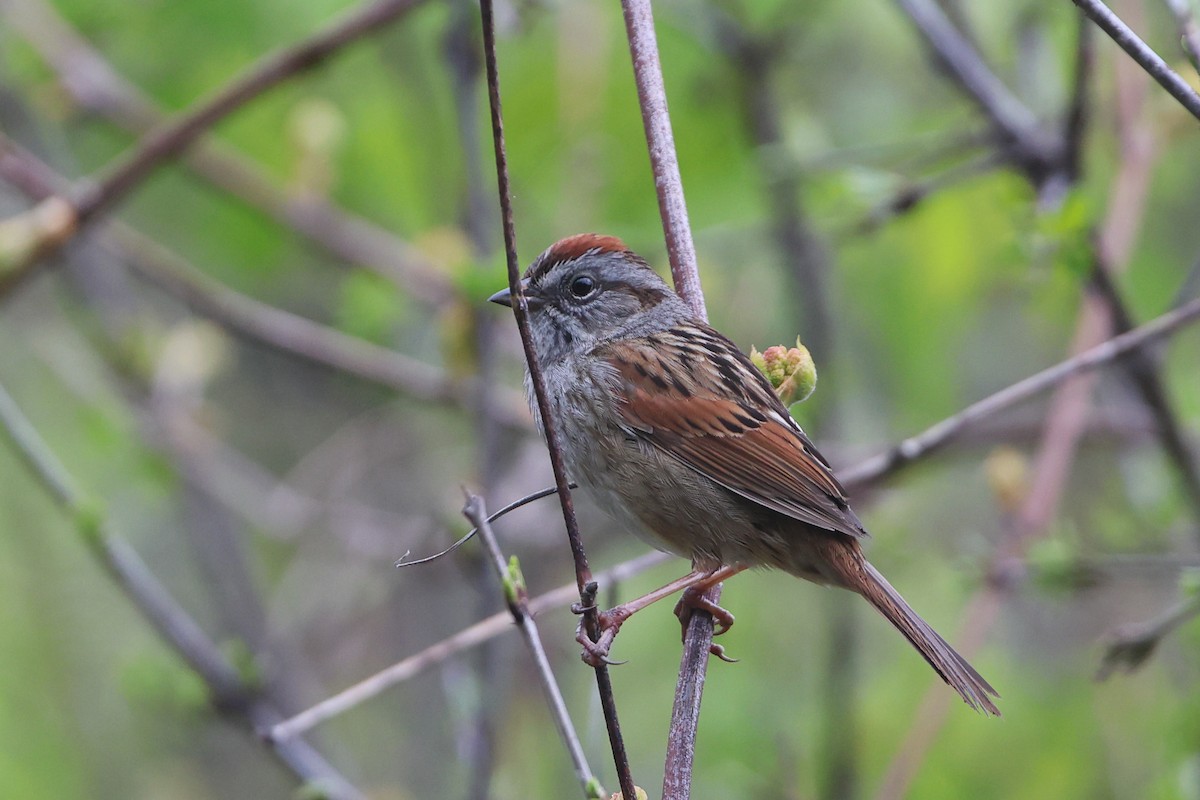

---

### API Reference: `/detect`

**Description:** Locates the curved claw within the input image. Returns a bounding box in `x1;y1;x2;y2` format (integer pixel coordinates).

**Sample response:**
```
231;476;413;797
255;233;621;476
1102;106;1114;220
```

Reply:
709;642;739;663
575;611;631;667
673;590;737;639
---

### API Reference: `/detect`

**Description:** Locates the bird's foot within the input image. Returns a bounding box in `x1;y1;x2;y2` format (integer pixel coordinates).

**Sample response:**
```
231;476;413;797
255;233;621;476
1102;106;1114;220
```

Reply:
573;604;631;667
674;586;739;662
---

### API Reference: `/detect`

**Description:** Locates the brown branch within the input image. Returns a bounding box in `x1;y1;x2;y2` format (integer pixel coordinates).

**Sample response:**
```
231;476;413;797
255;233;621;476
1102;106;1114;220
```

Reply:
0;382;365;800
0;0;429;293
463;493;603;799
267;550;669;741
2;0;451;306
477;0;637;796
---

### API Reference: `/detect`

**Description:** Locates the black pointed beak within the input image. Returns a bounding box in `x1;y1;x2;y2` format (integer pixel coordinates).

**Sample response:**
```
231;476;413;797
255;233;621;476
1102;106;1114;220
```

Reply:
489;281;543;310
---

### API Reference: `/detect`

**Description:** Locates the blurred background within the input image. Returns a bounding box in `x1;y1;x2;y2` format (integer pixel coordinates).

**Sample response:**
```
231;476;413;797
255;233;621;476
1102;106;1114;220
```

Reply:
2;0;1200;797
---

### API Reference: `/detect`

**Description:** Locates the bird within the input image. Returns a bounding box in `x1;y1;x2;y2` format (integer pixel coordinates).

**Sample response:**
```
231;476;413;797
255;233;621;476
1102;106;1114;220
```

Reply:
490;233;1000;715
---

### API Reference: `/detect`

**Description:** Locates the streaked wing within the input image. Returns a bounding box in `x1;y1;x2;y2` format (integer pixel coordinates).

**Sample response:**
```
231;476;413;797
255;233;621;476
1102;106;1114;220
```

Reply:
597;327;867;539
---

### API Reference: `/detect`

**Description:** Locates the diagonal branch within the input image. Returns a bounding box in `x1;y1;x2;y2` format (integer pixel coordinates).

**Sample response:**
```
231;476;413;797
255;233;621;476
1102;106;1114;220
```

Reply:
0;382;365;800
266;550;670;741
839;294;1200;490
0;0;429;292
1073;0;1200;120
892;0;1061;179
2;0;451;306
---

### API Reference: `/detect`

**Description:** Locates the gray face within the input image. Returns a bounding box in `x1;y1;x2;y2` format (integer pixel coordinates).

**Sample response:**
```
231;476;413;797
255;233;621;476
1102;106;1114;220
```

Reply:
520;250;692;362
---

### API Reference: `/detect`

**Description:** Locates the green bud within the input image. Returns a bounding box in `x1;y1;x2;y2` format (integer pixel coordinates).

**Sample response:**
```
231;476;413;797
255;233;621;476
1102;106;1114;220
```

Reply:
503;555;526;606
750;338;817;405
585;777;606;799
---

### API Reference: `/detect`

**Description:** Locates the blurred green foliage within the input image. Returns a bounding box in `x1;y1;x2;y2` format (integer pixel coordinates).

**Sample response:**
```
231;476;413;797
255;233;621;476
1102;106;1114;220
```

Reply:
1;0;1200;798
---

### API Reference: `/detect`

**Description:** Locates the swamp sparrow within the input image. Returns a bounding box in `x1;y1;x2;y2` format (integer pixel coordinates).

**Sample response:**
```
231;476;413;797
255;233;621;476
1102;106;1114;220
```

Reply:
490;233;999;715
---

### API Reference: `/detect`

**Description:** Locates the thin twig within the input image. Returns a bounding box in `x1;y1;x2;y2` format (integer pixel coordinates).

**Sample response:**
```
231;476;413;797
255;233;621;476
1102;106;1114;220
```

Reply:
839;293;1200;490
1073;0;1200;121
396;484;570;568
0;382;365;800
267;550;670;741
1096;590;1200;679
463;493;603;799
892;0;1059;179
477;0;637;795
0;0;428;290
2;0;451;306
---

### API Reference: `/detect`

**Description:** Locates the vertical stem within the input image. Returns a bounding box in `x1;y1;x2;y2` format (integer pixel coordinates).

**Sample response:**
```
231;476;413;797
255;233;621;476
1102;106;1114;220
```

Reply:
618;2;715;797
619;0;706;320
477;0;637;795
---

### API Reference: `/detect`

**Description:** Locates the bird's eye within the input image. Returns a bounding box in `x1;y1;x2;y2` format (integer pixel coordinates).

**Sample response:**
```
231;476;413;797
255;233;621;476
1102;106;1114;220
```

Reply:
569;275;597;299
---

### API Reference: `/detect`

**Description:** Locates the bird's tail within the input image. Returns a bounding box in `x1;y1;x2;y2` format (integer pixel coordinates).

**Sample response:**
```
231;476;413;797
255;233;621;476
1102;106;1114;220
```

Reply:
855;558;1000;715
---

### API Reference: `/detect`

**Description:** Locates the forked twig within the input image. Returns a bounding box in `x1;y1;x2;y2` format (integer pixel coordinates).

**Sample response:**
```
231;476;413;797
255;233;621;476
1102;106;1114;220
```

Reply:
463;493;603;798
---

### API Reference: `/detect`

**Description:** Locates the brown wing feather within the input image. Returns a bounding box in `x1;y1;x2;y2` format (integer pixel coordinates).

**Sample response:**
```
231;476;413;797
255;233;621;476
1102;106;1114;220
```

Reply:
598;328;867;539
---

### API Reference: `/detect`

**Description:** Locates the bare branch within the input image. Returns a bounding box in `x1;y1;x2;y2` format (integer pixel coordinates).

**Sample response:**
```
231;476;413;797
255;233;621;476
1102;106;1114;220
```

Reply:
2;0;451;306
267;551;669;741
620;0;705;318
0;382;365;800
463;493;603;799
617;2;722;795
840;294;1200;490
892;0;1060;177
1096;590;1200;679
1073;0;1200;121
0;0;429;290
